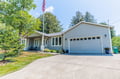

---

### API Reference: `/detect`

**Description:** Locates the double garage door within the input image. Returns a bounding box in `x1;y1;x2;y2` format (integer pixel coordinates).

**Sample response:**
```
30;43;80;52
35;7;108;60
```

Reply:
69;36;102;54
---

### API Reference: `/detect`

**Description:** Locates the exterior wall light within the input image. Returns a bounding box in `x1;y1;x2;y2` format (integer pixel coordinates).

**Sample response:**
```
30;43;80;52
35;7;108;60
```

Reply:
104;34;107;37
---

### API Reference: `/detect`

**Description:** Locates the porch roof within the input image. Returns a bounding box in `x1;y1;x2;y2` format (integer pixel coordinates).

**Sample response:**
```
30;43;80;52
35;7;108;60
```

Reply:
35;31;64;37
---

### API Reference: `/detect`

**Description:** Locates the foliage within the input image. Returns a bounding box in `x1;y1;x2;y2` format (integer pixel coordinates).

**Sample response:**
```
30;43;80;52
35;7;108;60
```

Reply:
38;12;63;34
0;52;53;76
50;50;57;53
0;28;24;61
0;0;41;37
1;10;41;37
99;22;108;25
43;48;62;53
84;12;96;23
110;28;116;38
44;48;51;52
0;0;41;56
57;50;63;53
0;0;36;15
112;36;120;51
70;11;84;26
70;11;96;26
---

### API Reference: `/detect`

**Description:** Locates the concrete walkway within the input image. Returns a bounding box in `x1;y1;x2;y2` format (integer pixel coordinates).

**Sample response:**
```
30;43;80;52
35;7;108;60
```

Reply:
1;54;120;79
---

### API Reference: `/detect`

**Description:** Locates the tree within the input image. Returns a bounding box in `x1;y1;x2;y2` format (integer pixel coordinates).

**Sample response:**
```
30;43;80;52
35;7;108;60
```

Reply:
0;27;23;61
112;37;120;51
70;11;96;27
38;12;63;34
110;27;116;38
0;0;41;54
70;11;84;26
6;11;41;37
99;22;108;25
0;0;40;38
0;0;36;15
84;12;96;23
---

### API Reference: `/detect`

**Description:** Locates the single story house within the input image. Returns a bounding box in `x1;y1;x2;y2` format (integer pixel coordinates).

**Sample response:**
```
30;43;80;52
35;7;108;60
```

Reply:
22;21;113;54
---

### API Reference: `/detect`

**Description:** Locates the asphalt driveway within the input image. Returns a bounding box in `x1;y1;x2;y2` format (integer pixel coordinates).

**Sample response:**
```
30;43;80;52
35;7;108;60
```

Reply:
1;54;120;79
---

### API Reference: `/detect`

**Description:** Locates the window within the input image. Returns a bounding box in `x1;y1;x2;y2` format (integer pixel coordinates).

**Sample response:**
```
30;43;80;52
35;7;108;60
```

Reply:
88;37;91;40
97;37;100;39
92;37;95;39
56;37;58;45
44;39;48;46
21;39;26;45
21;40;25;44
34;39;39;47
84;38;87;40
52;38;55;45
59;37;62;45
52;37;62;46
77;38;79;41
70;39;72;41
73;39;76;41
80;38;83;40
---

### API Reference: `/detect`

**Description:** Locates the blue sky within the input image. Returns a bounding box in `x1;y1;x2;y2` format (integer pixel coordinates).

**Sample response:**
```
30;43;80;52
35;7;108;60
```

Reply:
30;0;120;35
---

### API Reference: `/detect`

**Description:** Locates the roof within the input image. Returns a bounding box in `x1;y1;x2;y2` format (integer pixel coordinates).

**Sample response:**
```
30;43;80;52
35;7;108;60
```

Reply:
35;31;65;37
35;21;112;37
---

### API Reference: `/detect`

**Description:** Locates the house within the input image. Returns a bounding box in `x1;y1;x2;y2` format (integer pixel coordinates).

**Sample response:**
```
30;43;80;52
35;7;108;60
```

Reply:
22;21;113;54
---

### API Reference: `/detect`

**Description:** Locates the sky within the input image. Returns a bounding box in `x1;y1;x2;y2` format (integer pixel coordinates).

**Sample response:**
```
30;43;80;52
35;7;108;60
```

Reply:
30;0;120;35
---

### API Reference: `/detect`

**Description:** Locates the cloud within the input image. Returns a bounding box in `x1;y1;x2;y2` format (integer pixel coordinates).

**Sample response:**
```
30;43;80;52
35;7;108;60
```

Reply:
45;6;54;13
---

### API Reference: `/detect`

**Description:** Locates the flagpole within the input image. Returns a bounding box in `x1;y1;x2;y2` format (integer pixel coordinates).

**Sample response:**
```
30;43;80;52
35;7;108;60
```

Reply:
41;12;45;51
41;0;46;51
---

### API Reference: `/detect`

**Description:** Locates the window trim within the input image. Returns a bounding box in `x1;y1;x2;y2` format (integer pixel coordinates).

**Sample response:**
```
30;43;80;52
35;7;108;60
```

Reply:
51;36;62;46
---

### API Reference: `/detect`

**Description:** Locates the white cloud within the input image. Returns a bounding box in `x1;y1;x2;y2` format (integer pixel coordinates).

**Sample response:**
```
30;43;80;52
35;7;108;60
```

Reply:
45;6;54;13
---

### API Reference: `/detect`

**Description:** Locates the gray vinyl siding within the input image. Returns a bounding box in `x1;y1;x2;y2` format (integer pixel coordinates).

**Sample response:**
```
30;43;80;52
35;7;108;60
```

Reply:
63;24;112;53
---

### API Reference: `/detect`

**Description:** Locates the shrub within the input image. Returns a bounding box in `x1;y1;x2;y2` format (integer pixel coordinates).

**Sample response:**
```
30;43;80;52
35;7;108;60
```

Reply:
57;50;63;53
0;29;24;61
50;50;57;53
44;49;51;52
112;37;120;52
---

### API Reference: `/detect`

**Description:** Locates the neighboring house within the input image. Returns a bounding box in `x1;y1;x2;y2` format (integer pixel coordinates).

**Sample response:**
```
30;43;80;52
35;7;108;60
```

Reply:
22;21;112;54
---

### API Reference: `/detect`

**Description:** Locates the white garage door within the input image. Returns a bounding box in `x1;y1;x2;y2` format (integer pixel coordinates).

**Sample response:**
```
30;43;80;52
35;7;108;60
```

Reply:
69;36;102;53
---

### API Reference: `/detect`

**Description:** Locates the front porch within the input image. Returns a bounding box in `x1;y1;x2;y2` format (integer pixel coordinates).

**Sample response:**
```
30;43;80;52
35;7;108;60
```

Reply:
24;36;48;51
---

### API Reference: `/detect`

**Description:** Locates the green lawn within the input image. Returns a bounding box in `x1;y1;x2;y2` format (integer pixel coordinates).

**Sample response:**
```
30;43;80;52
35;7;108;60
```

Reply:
0;52;53;76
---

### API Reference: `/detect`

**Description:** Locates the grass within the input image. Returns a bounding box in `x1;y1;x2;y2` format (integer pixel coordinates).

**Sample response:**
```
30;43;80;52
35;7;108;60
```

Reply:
0;52;53;76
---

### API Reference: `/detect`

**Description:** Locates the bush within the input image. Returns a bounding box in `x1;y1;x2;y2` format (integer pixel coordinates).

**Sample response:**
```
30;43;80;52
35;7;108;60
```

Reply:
44;49;63;53
57;50;63;53
50;50;57;53
44;49;51;52
112;37;120;52
0;29;24;61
